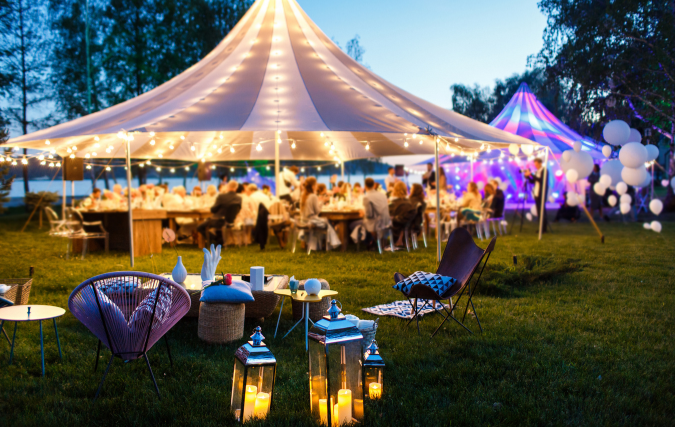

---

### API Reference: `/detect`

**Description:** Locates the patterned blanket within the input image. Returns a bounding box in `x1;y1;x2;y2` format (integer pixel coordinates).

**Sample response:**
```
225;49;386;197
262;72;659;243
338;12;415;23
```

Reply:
362;300;450;319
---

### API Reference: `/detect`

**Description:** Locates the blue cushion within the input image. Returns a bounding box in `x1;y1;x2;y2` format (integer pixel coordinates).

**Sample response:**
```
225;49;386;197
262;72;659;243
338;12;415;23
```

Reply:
200;279;255;303
393;271;457;296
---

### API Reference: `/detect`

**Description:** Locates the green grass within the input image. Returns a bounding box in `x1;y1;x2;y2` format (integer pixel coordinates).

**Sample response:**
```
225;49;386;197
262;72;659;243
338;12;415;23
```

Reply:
0;212;674;426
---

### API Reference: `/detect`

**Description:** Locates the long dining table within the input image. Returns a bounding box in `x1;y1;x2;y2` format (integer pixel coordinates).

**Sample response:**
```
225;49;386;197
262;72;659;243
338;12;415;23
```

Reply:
319;209;364;252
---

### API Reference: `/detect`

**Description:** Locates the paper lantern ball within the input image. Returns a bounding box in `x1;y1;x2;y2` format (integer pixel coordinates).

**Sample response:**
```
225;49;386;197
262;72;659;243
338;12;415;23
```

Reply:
619;142;648;168
600;160;623;188
608;195;617;207
573;141;582;152
499;182;509;191
508;143;519;155
643;222;651;230
548;196;556;203
620;203;632;214
602;145;612;158
603;120;631;146
530;204;538;216
627;128;642;143
672;176;675;188
566;192;579;207
649;199;663;216
620;194;632;205
621;165;648;186
522;144;534;156
477;181;485;190
661;179;669;187
560;150;594;179
615;182;628;195
593;183;606;196
645;144;659;162
526;212;533;221
566;169;579;183
651;221;662;233
600;174;612;187
562;151;572;162
637;172;652;188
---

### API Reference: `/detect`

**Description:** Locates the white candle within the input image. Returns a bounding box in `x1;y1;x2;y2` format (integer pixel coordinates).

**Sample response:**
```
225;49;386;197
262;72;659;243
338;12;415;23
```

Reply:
369;382;382;399
337;389;352;425
242;385;257;421
319;399;328;425
253;392;270;419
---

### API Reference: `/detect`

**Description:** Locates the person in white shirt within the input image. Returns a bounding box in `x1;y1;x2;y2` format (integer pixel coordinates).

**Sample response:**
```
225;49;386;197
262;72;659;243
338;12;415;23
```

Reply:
384;167;397;193
277;166;299;203
248;183;274;211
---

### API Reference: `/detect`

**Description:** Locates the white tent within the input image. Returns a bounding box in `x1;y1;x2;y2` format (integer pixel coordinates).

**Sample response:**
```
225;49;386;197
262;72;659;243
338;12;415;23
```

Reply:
4;0;539;264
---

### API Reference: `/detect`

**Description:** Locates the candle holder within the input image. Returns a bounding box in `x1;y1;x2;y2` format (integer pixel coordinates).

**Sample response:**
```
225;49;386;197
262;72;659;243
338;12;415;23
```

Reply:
308;300;364;426
363;340;384;400
231;326;276;422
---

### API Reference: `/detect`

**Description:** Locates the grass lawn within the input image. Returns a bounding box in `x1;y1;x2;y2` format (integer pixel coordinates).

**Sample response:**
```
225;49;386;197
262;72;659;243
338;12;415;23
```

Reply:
0;211;673;426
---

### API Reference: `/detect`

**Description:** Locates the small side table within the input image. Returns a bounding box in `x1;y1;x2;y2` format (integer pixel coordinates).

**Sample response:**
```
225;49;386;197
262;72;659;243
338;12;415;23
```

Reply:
0;305;65;376
274;289;338;351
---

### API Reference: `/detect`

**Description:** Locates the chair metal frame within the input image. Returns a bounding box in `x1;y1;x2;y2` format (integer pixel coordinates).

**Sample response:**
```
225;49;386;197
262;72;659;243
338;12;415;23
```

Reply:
0;296;13;345
289;219;328;255
69;272;190;400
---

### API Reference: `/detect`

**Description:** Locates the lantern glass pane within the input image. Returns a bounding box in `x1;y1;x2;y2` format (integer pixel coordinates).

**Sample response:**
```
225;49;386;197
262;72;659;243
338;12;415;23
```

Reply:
309;339;328;422
327;341;364;424
364;366;383;398
231;358;245;421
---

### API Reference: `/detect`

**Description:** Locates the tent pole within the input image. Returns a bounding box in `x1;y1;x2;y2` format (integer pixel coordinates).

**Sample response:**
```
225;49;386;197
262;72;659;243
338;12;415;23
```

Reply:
435;138;441;265
538;148;549;241
470;157;474;181
341;161;344;181
126;139;135;267
274;137;280;196
62;173;66;220
71;181;75;207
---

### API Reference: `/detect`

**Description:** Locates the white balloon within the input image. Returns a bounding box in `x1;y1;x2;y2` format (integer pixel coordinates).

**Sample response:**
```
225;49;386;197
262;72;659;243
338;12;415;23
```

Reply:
603;120;631;146
643;222;651;230
593;183;606;196
562;150;572;162
651;221;662;233
661;179;669;187
566;169;579;183
621;165;648;186
620;194;632;205
530;204;538;216
499;182;509;191
548;195;556;203
620;202;632;214
526;212;533;221
600;174;612;187
619;142;648;168
627;128;642;143
494;177;502;184
600;160;624;188
645;145;659;162
566;192;579;207
649;199;663;215
672;176;675;188
602;145;612;158
608;195;617;207
508;143;519;155
560;150;594;179
616;182;628;195
477;181;485;190
637;173;652;188
522;145;534;156
573;141;582;152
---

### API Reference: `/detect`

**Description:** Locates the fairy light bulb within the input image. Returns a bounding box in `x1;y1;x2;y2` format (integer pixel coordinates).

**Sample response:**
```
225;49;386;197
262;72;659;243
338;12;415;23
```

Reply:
180;136;185;140
291;142;296;149
230;146;235;153
170;168;175;173
404;141;409;147
191;146;196;151
170;145;175;149
94;136;99;141
365;143;370;150
185;166;189;171
277;138;282;144
256;144;262;152
230;167;234;172
149;131;155;137
45;140;50;145
150;140;155;145
317;166;322;171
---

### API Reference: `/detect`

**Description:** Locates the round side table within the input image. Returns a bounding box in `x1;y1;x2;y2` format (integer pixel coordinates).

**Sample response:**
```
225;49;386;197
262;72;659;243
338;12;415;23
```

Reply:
0;305;65;376
273;289;338;351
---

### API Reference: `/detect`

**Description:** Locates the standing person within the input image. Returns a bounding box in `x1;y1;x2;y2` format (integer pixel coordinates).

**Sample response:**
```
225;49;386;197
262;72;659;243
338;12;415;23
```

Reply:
384;167;397;193
524;158;549;232
436;167;447;191
488;180;505;218
350;177;391;249
422;163;436;189
587;164;609;221
277;166;299;204
197;180;241;240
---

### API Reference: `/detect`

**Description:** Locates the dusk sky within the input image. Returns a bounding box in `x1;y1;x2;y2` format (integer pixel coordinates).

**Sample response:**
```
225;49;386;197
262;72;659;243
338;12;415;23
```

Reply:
297;0;548;109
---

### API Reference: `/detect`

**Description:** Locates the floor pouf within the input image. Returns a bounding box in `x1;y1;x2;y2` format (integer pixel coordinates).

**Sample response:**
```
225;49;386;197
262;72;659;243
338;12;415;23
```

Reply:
292;279;331;322
198;302;245;344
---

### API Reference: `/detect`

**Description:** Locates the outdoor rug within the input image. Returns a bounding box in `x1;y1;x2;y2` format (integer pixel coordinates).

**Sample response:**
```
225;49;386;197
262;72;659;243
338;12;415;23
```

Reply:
362;300;450;319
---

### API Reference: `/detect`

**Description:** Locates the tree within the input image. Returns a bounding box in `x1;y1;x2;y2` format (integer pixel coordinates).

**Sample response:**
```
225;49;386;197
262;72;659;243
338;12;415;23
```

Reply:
449;84;494;123
535;0;675;206
0;0;52;193
0;127;14;214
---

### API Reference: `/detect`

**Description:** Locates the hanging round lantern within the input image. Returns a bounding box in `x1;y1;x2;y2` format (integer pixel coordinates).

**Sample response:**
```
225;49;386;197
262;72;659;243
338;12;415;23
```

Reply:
363;340;384;400
231;326;277;422
308;300;364;426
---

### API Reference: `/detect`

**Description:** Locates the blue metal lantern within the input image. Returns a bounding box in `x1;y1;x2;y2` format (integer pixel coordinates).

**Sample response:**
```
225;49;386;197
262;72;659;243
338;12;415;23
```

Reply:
363;340;384;399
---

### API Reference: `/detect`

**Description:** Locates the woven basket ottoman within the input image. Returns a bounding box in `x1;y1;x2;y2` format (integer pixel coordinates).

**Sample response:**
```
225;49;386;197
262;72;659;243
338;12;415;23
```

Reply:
198;302;245;344
1;278;33;305
292;279;331;322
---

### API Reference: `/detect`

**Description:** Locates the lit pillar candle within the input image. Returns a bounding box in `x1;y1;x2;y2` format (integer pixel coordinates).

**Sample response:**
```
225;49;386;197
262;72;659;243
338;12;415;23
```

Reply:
369;382;382;399
254;392;270;418
242;385;257;421
311;375;324;411
319;399;328;425
337;389;352;425
353;399;363;420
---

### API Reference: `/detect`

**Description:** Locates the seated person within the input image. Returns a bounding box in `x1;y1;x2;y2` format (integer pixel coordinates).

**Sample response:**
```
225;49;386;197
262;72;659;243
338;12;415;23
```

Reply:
200;185;218;209
248;183;274;210
349;177;391;248
488;179;505;218
192;186;203;198
300;177;322;221
85;188;102;209
554;192;581;222
458;182;482;222
234;183;257;228
408;183;425;207
316;183;330;204
352;183;364;206
262;184;273;198
388;182;416;246
197;180;242;241
112;183;124;201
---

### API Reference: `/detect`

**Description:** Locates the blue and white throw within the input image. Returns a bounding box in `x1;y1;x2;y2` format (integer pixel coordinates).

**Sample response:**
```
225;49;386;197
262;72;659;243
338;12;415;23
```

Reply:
393;271;457;296
362;300;450;319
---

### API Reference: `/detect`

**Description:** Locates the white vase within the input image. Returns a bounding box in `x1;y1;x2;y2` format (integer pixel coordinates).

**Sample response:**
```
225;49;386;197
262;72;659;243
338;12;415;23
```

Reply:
172;256;187;284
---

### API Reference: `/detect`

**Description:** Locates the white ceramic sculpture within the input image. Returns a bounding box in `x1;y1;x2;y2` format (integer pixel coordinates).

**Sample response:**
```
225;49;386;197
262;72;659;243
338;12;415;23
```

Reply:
304;278;322;296
172;256;187;284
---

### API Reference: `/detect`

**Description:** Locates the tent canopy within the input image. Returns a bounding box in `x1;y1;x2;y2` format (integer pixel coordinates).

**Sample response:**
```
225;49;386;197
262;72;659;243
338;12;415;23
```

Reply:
4;0;537;162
